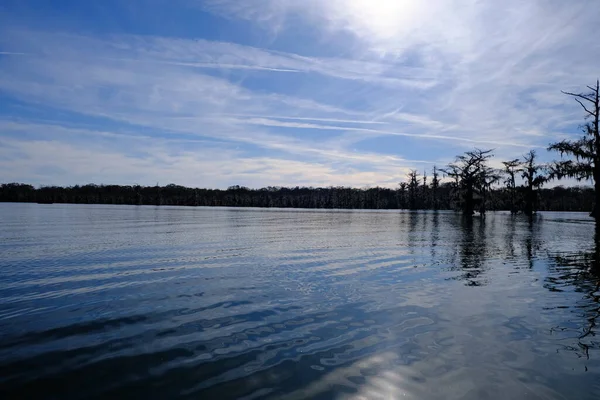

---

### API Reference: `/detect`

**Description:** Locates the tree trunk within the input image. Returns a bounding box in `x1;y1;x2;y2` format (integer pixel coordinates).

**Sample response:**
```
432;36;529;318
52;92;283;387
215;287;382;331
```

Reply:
593;157;600;219
593;180;600;219
465;186;474;215
524;185;533;217
594;80;600;219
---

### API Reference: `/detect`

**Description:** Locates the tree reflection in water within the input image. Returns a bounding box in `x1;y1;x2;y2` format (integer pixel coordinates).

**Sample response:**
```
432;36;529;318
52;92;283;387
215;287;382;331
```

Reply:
447;215;489;287
546;225;600;362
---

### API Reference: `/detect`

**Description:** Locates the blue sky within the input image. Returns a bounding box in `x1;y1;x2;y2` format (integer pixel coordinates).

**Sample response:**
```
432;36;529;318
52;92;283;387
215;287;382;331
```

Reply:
0;0;598;188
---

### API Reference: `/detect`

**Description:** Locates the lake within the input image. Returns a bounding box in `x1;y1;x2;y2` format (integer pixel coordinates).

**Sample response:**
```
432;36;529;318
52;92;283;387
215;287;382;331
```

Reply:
0;203;599;399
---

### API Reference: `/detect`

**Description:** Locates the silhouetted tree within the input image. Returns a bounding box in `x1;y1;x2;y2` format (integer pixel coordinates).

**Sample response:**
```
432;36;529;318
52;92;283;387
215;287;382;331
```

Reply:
444;164;461;210
521;150;547;216
421;170;429;209
442;149;494;215
431;166;440;210
407;170;420;210
398;182;407;209
0;182;595;211
154;183;162;206
548;80;600;218
478;161;501;215
502;159;521;213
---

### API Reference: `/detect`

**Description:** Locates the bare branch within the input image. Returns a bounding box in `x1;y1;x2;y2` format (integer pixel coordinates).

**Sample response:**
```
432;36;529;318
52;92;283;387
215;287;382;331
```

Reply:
562;90;596;104
573;98;596;117
586;85;599;93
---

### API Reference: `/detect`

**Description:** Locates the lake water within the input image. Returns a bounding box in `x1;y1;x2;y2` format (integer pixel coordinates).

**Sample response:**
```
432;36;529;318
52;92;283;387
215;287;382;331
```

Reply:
1;203;599;399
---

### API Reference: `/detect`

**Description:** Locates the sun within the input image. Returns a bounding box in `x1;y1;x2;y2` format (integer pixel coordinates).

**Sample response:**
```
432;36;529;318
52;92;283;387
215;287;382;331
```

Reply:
332;0;425;41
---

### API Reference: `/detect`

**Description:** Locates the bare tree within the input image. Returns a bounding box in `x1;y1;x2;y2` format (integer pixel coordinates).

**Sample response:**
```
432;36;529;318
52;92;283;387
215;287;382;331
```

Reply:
548;80;600;218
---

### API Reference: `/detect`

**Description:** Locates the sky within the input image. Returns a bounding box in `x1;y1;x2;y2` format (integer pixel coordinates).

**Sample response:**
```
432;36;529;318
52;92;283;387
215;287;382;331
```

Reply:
0;0;598;189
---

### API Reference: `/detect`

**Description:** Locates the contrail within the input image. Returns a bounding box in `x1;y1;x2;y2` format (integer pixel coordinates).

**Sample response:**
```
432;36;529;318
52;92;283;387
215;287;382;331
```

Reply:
101;56;301;72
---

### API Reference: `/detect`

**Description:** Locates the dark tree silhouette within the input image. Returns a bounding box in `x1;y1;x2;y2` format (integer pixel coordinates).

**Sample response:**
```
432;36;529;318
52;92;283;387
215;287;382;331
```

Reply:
442;149;494;215
520;150;547;216
478;160;501;215
502;158;521;214
548;80;600;218
407;170;420;210
0;181;594;212
398;182;407;209
431;166;440;210
421;170;429;209
444;164;461;210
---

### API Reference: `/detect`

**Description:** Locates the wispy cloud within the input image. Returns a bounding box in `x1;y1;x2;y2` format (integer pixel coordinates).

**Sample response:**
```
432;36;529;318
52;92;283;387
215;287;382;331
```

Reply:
0;132;412;188
0;30;439;88
202;0;599;141
211;114;388;125
0;0;598;187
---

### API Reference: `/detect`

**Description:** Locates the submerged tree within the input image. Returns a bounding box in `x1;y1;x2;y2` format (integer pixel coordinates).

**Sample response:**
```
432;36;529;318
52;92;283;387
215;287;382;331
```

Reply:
407;170;420;210
502;158;521;214
398;182;408;209
521;150;547;216
422;170;429;209
444;164;461;210
431;166;440;210
548;80;600;218
442;149;494;215
478;161;501;215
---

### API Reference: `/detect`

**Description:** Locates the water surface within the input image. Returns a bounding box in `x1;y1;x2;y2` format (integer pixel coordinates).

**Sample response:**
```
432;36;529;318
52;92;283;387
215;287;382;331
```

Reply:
1;204;599;399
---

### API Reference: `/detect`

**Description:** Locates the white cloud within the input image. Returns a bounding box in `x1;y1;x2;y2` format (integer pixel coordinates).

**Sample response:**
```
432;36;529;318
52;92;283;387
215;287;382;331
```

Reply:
0;30;439;88
212;114;388;125
1;0;599;187
202;0;600;148
0;133;413;188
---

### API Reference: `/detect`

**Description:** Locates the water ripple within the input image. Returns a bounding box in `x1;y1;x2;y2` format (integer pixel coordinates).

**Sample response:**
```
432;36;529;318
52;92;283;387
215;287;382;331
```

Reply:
1;205;599;399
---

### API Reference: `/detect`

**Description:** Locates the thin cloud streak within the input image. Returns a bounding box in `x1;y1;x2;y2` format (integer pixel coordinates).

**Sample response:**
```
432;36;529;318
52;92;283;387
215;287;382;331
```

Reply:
238;117;537;148
0;136;413;188
0;30;439;88
102;57;303;72
0;120;434;181
210;114;388;125
0;1;599;187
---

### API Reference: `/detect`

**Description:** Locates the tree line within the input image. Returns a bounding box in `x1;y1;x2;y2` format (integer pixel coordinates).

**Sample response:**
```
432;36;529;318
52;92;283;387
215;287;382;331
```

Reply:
0;182;594;212
437;80;600;217
1;80;598;215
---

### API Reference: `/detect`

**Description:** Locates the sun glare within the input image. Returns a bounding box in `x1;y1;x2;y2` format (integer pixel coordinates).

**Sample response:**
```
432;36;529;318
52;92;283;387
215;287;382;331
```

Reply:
333;0;425;40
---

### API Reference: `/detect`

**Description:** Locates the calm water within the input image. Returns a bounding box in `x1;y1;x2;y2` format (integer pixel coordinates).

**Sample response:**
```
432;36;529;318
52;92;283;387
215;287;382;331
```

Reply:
1;204;599;399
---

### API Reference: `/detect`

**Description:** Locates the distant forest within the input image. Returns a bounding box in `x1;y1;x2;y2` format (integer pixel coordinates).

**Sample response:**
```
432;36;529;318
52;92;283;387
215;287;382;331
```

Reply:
0;182;594;213
3;80;600;216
